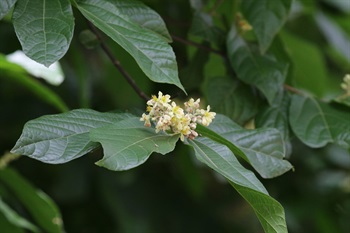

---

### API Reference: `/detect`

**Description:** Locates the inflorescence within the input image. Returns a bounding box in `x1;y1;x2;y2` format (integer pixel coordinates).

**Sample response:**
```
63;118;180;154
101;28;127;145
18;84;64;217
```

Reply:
341;74;350;96
140;92;216;141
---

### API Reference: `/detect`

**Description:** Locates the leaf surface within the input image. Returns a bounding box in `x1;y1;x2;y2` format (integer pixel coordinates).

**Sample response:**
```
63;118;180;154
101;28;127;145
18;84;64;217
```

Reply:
241;0;292;53
76;0;185;92
0;0;17;19
0;167;63;233
227;26;288;105
11;109;132;163
187;138;288;233
197;114;292;178
90;117;179;171
289;95;350;148
12;0;74;67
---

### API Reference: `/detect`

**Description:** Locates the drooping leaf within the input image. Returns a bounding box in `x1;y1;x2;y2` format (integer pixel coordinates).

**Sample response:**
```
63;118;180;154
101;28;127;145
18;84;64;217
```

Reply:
11;109;132;163
241;0;292;53
90;117;179;171
206;76;258;125
187;138;288;233
0;0;17;19
197;114;292;178
0;55;68;112
0;167;63;233
289;94;350;149
75;0;185;93
0;199;39;233
227;26;288;105
113;0;172;42
229;182;288;233
12;0;74;67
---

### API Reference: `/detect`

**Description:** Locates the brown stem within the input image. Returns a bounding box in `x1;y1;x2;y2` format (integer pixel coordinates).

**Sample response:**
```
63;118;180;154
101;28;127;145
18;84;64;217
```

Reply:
87;21;150;101
284;84;303;95
171;35;226;57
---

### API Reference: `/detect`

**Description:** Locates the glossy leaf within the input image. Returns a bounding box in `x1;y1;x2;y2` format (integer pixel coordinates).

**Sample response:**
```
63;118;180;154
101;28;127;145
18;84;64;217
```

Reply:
241;0;292;53
0;0;17;19
11;109;132;163
230;182;288;233
289;95;350;148
187;138;287;233
227;26;288;105
0;167;63;233
90;117;179;171
0;55;68;112
113;0;172;42
197;114;292;178
12;0;74;67
206;76;258;125
75;0;185;93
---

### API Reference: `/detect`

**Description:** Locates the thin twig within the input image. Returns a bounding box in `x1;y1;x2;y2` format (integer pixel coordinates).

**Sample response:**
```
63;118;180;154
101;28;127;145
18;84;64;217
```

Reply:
171;35;226;58
284;84;303;95
87;21;150;101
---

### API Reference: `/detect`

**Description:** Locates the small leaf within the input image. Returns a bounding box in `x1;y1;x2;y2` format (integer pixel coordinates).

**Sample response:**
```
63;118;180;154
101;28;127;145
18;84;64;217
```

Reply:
187;138;288;233
11;109;132;163
197;114;292;178
206;76;258;125
12;0;74;67
241;0;292;53
289;95;350;149
0;0;17;19
0;167;63;233
75;0;185;93
90;117;179;171
0;199;39;233
227;26;288;105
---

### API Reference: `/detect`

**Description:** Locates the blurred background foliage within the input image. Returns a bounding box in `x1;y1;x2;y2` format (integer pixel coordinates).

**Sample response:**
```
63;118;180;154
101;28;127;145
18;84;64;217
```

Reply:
0;0;349;232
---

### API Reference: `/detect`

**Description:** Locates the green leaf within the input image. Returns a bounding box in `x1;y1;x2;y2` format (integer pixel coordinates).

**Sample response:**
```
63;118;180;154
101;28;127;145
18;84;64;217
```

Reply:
197;114;292;178
289;95;350;149
206;76;258;125
241;0;292;53
113;0;172;42
90;117;179;171
11;109;132;163
0;167;63;233
75;0;185;93
227;26;288;105
12;0;74;67
0;0;17;19
0;199;39;233
0;55;68;112
187;138;288;233
229;182;288;233
189;11;225;46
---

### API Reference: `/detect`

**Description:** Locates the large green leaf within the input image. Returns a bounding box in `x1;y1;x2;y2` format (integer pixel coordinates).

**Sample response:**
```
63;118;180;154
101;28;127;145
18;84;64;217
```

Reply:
0;167;63;233
90;117;179;171
11;109;132;163
0;0;17;19
197;114;292;178
241;0;292;53
289;95;350;148
227;26;288;105
187;138;288;233
12;0;74;67
75;0;185;93
0;55;68;112
206;76;258;125
113;0;172;42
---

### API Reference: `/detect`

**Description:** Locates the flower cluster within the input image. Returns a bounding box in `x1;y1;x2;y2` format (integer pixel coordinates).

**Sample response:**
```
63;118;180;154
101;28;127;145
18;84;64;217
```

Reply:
140;92;216;141
341;74;350;95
